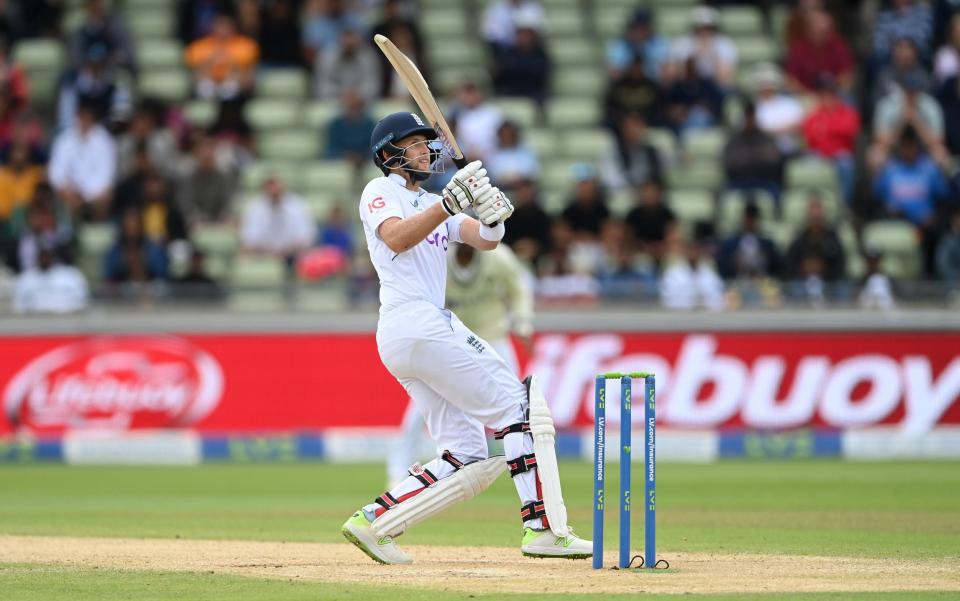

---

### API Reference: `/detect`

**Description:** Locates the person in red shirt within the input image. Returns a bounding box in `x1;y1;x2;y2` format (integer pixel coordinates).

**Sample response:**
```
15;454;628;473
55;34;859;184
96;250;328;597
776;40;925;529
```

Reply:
785;9;854;96
802;74;860;204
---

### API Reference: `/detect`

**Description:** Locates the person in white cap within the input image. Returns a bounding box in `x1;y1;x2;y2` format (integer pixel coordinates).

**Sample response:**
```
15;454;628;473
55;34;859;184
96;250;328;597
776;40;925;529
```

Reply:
670;6;737;88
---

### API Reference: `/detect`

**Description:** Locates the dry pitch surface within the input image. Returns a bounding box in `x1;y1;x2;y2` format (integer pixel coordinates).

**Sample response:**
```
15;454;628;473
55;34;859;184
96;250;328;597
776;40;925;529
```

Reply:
2;535;958;595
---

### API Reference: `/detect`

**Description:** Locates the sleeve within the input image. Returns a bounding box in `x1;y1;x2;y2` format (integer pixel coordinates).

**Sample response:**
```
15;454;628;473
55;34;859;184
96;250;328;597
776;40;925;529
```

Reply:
292;198;316;246
240;201;262;248
88;133;117;197
446;212;470;243
360;180;404;240
47;135;69;189
497;247;534;336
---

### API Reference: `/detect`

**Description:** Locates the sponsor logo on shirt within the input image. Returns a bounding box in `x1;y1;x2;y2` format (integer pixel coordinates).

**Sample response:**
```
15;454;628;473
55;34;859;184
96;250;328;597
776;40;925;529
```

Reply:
466;335;485;354
426;232;448;251
367;196;386;213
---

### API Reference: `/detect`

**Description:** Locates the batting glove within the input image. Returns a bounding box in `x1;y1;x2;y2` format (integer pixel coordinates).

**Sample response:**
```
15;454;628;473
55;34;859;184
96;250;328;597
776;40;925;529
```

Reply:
473;187;515;225
441;161;490;216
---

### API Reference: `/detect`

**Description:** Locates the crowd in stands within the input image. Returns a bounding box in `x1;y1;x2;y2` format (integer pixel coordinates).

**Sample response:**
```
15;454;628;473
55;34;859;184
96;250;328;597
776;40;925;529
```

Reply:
0;0;959;315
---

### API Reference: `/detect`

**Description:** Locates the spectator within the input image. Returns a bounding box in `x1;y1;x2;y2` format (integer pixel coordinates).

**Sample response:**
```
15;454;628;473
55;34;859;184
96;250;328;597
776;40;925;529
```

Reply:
140;173;188;245
873;0;933;65
753;64;805;156
314;26;380;102
177;0;234;44
936;210;960;287
185;13;259;101
561;164;610;240
482;0;544;49
873;37;931;107
486;119;539;185
57;43;129;130
49;101;116;221
0;114;46;163
858;248;896;310
256;0;302;68
104;207;169;283
606;8;670;82
717;202;782;280
601;112;664;191
18;0;62;38
113;144;154;219
325;88;376;164
802;74;860;204
11;184;73;274
450;81;503;161
625;179;676;260
660;227;725;311
604;56;663;131
208;98;254;153
13;247;89;314
784;0;825;46
0;139;44;230
241;176;315;270
317;204;353;257
938;74;960;155
670;6;737;89
372;0;426;98
874;128;949;276
723;103;784;209
68;0;135;75
935;14;960;83
171;248;224;300
178;134;235;225
490;15;551;107
301;0;367;64
501;177;551;265
785;8;854;95
116;102;179;179
786;195;845;283
664;56;723;134
870;70;948;170
537;220;599;303
0;37;28;140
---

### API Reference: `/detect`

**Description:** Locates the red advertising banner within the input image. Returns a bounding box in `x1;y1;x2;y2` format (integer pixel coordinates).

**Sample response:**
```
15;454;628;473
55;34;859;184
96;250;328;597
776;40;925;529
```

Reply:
1;332;958;436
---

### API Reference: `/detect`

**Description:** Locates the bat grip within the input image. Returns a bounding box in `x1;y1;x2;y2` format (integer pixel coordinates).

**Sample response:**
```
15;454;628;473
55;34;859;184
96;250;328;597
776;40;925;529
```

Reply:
453;156;467;169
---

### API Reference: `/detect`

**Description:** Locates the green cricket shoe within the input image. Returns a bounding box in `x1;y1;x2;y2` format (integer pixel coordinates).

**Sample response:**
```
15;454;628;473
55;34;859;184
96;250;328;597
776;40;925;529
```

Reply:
521;527;592;559
341;511;413;565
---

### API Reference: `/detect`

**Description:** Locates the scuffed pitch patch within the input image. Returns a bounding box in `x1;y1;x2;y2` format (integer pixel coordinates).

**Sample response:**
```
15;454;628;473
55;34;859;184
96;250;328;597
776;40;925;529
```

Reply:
1;535;958;595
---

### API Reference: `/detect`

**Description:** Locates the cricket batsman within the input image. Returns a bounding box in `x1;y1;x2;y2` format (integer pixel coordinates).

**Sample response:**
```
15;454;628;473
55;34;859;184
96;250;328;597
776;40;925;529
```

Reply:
342;111;591;564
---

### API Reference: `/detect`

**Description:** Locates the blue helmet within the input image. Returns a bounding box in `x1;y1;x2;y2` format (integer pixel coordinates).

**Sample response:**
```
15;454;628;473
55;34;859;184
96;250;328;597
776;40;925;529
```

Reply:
370;111;441;181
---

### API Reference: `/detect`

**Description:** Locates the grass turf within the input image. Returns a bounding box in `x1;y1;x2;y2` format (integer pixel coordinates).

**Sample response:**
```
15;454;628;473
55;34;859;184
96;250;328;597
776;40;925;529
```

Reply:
1;461;958;599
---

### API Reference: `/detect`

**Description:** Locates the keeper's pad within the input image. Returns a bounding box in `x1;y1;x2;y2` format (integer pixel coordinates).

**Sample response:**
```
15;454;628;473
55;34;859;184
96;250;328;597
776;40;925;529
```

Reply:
527;374;570;537
370;455;506;538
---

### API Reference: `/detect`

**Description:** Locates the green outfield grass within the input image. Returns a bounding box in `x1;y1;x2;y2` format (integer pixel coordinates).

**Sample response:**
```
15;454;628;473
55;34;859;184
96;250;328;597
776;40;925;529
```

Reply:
1;461;958;600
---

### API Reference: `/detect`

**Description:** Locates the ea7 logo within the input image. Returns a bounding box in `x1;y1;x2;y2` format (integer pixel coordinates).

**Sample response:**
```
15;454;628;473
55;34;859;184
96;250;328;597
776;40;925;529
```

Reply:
367;196;386;213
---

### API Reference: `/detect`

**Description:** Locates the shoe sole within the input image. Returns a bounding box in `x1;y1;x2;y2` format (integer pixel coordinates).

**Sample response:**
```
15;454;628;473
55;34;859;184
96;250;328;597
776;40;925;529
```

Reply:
341;525;388;565
522;551;592;559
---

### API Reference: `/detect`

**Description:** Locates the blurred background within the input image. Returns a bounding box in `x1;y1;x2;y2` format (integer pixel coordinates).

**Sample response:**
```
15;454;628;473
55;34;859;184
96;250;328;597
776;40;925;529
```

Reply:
0;0;958;464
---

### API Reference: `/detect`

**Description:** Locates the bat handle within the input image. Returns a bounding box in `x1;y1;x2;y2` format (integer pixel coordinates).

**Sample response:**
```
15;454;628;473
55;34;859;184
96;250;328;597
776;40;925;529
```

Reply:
453;156;467;169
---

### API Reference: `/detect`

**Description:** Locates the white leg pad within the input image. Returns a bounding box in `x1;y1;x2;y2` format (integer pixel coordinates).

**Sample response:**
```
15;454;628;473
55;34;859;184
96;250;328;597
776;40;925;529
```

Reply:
371;456;506;538
528;374;570;537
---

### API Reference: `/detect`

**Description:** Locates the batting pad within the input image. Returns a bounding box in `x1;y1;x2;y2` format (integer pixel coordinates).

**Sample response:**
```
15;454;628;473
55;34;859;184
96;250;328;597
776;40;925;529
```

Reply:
371;456;506;538
528;374;570;537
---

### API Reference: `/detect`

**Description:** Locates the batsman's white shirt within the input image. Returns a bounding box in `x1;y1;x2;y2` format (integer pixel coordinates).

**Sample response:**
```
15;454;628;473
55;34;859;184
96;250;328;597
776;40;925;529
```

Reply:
360;174;528;460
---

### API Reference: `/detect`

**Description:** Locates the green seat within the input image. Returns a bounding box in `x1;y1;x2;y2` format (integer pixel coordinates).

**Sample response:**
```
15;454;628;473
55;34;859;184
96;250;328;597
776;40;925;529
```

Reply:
647;128;677;162
547;98;601;128
139;70;189;102
426;38;481;71
541;190;567;215
525;128;555;160
541;161;578;197
608;189;633;217
242;162;301;193
256;69;309;99
786;157;839;191
863;220;922;280
421;10;466;36
138;39;182;70
656;8;692;37
720;6;763;35
718;189;777;233
193;224;239;256
838;223;865;279
79;223;115;280
300;160;355;198
258;130;321;162
232;255;288;288
560;128;613;162
545;9;584;36
303;193;338;220
245;99;302;129
128;9;173;38
433;67;487;96
13;39;65;71
783;189;841;227
26;71;60;104
183;100;217;127
372;98;414;119
491;97;539;129
303;101;340;129
553;67;606;97
669;190;715;226
736;36;780;66
550;38;600;68
684;128;726;161
762;222;796;253
596;6;635;38
667;164;722;190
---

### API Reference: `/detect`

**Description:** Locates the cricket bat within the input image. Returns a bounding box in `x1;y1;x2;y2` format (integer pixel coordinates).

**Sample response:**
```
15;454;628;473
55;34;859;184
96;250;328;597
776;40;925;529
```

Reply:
374;33;467;168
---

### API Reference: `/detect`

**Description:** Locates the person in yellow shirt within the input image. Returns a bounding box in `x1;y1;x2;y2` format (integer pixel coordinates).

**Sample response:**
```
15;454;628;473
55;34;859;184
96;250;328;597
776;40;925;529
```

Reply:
184;14;259;100
0;142;44;222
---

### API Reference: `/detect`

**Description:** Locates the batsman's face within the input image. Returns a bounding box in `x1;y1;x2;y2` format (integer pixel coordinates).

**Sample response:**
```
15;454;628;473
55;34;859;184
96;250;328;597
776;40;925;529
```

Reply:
398;134;431;170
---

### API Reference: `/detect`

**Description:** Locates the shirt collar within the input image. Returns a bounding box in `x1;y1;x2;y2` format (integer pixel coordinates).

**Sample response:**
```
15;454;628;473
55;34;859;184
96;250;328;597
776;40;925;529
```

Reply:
387;173;408;187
